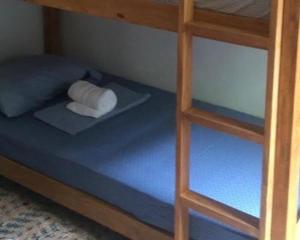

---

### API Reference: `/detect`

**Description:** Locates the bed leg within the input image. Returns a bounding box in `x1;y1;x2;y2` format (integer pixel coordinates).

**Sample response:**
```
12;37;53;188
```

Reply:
43;7;62;55
260;0;300;239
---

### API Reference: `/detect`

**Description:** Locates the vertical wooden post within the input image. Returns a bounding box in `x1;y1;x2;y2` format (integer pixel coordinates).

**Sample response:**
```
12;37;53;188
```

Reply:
260;0;300;239
175;0;194;239
270;0;300;235
43;7;61;55
259;0;284;238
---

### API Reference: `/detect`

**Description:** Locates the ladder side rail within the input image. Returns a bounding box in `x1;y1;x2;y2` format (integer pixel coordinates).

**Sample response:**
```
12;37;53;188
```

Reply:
259;0;285;237
174;0;194;239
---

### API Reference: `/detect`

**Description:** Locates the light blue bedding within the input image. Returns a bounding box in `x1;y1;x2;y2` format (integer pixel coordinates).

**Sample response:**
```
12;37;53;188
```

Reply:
0;74;298;240
34;83;150;135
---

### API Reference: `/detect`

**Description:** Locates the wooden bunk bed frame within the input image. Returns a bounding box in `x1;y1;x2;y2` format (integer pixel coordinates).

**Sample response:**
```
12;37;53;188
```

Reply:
0;0;299;240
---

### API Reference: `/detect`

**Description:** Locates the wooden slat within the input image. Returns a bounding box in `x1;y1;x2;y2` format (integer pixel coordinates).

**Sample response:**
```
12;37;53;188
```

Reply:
174;0;194;239
183;108;264;144
25;0;269;49
43;7;62;55
0;156;172;240
181;191;259;238
186;20;268;49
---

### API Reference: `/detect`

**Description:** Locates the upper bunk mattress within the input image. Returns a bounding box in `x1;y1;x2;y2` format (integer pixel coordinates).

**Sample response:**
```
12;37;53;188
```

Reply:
0;74;298;240
158;0;270;17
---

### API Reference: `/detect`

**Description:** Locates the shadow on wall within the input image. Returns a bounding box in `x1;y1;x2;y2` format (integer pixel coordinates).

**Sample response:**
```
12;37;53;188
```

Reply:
0;0;43;62
61;12;268;118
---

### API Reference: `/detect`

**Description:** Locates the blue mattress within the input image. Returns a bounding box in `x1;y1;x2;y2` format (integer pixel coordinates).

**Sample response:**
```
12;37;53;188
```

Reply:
0;74;298;240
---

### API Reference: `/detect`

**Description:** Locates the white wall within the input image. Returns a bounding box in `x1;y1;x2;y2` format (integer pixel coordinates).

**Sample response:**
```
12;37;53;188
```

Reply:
0;0;43;62
62;12;267;118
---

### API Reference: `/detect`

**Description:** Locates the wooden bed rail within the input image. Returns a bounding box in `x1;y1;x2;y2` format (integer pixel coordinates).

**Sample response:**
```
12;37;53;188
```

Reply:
186;17;268;49
0;156;173;240
26;0;269;49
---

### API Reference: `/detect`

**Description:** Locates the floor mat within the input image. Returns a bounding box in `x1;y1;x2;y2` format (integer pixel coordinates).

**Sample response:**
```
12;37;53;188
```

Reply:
0;177;127;240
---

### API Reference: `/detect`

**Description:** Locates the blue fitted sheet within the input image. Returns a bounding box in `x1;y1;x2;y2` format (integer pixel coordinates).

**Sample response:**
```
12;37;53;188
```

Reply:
0;74;298;240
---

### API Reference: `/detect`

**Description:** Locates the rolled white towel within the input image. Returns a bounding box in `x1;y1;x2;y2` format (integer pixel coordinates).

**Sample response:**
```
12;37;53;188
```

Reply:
68;80;117;110
67;101;115;119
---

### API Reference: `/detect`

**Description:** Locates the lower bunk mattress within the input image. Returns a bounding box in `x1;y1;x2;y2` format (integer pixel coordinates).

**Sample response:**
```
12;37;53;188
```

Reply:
0;74;298;240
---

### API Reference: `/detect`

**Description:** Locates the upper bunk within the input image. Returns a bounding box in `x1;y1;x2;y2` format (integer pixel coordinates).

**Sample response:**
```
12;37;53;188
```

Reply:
24;0;270;49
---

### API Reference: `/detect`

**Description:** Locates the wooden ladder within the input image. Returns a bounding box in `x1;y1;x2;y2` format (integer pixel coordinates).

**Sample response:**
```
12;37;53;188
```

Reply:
175;0;300;239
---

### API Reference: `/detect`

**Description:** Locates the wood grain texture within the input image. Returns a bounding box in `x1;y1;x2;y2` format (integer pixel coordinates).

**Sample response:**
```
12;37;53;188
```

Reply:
183;108;264;143
181;191;259;238
174;0;194;239
259;0;284;238
0;156;172;240
186;20;268;49
269;0;300;237
25;0;269;47
260;0;300;239
43;7;61;55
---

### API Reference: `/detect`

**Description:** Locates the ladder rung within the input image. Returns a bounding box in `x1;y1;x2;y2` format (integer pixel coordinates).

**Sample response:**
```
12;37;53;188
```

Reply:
181;191;259;238
186;20;269;49
183;108;264;144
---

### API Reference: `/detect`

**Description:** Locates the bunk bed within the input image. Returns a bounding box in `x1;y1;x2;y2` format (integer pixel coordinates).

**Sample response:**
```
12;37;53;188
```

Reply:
0;0;299;240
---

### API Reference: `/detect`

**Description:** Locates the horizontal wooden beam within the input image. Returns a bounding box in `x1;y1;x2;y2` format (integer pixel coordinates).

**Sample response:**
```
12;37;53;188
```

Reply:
186;20;268;49
0;156;172;240
181;190;259;238
183;108;264;144
25;0;269;48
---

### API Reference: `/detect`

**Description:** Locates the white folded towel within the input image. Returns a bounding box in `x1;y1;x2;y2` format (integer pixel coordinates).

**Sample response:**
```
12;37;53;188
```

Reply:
67;101;112;119
67;80;117;118
68;80;117;111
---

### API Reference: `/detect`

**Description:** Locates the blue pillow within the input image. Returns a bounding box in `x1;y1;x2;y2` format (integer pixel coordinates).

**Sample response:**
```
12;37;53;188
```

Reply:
0;55;102;117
